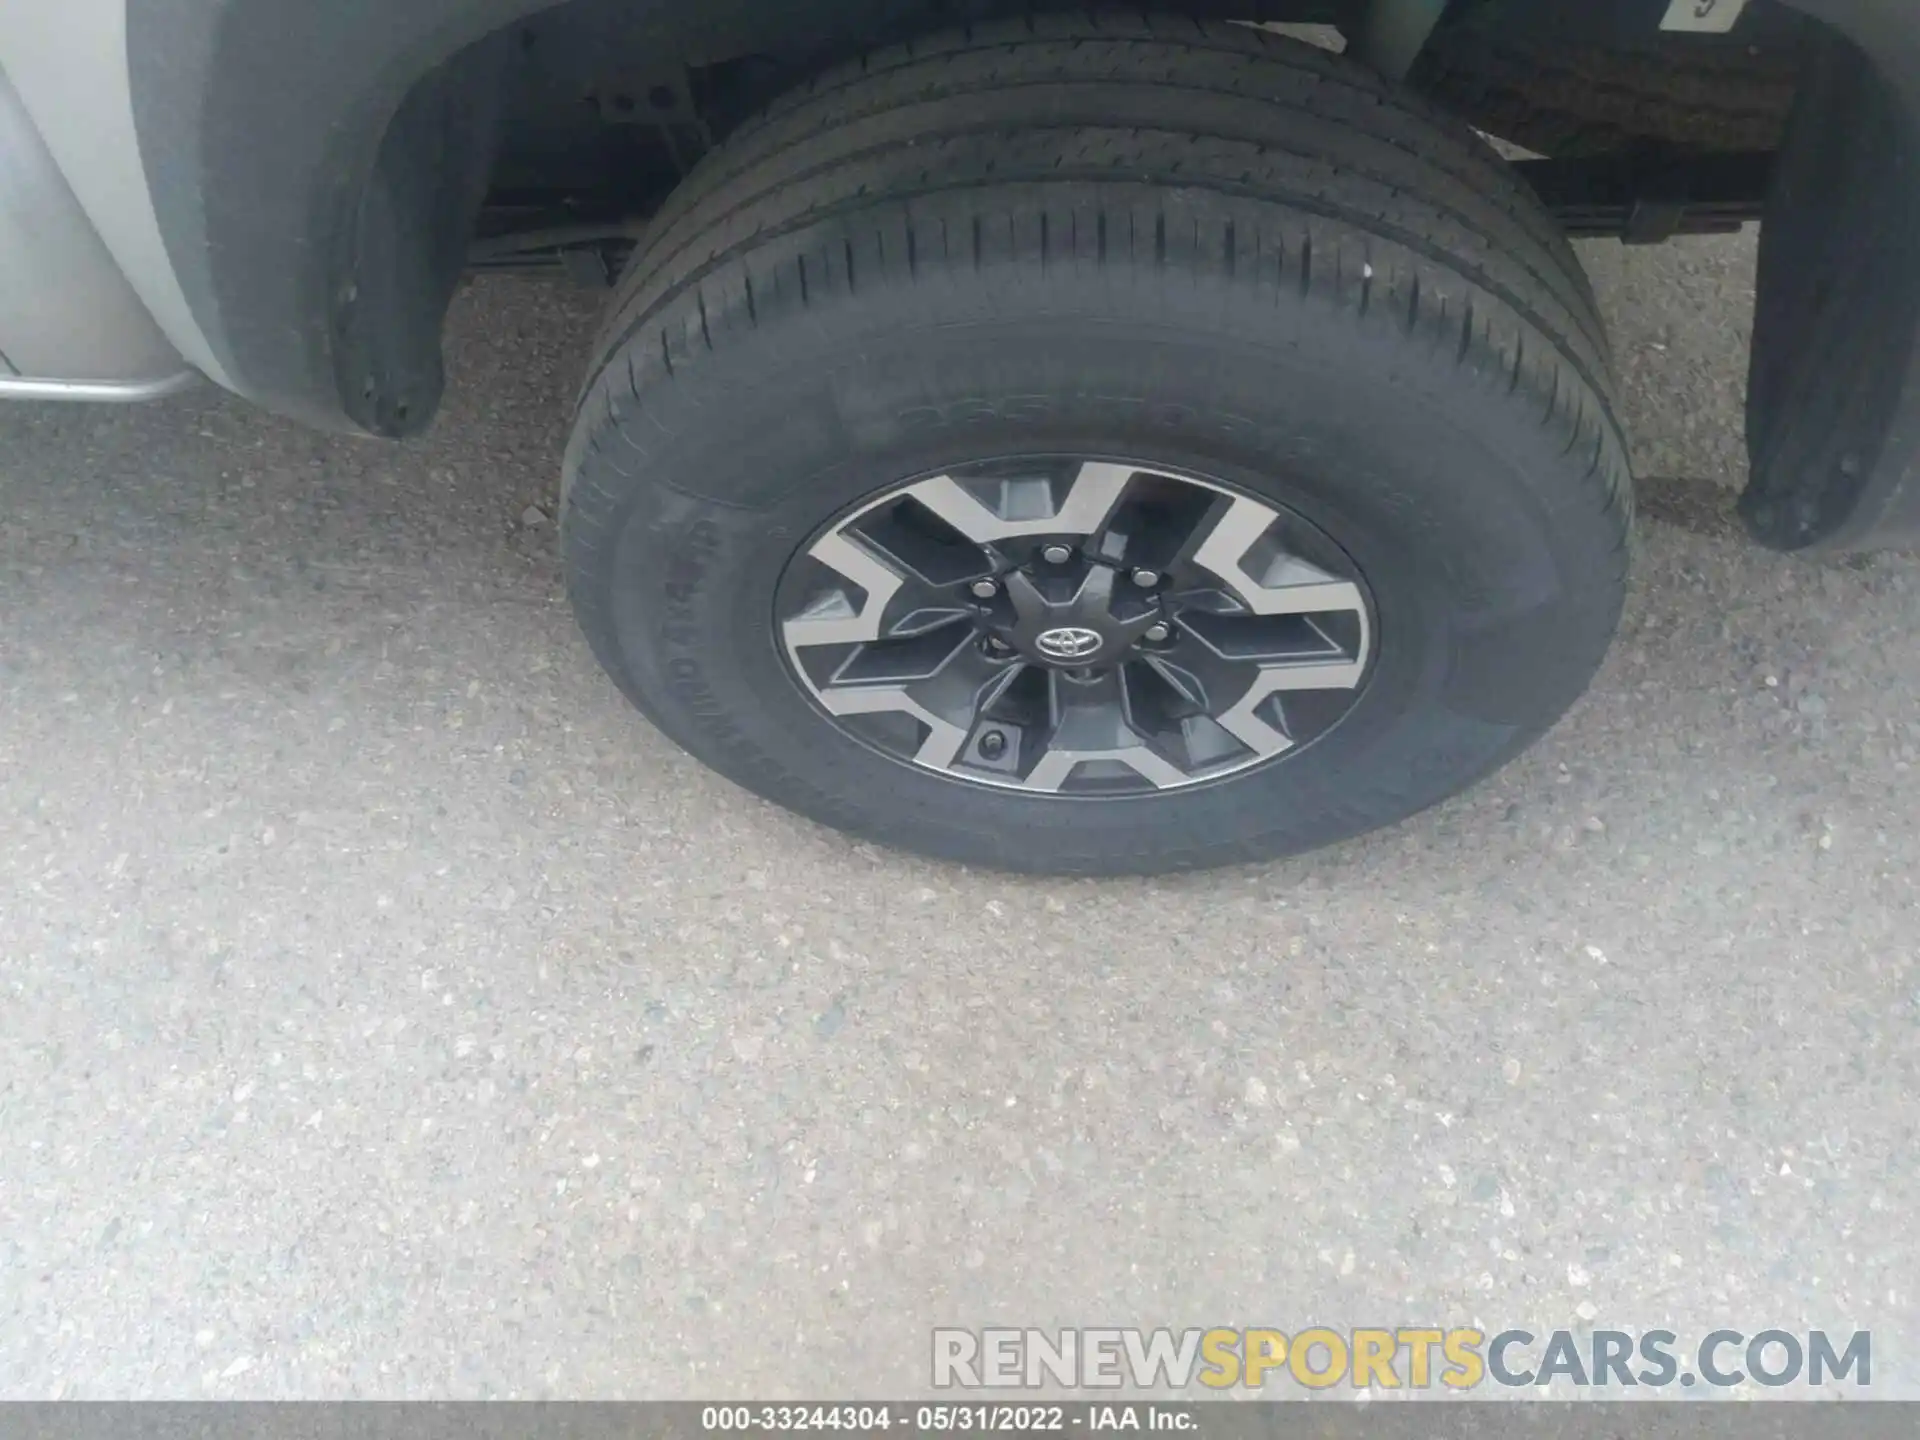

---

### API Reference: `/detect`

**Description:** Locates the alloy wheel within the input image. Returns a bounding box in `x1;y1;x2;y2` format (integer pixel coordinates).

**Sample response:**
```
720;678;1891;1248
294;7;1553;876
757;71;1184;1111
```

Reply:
776;459;1375;796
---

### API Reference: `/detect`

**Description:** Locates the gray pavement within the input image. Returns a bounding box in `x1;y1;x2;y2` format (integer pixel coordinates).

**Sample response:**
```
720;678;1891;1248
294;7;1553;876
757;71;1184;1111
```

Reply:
2;232;1917;1398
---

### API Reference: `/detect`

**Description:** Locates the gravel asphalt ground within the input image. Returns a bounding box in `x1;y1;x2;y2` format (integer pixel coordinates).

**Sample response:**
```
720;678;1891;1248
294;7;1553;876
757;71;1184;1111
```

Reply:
2;231;1915;1398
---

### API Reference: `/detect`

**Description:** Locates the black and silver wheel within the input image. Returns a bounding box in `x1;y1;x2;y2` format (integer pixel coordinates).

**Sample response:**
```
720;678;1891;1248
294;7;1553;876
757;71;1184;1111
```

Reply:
563;14;1632;875
779;458;1372;795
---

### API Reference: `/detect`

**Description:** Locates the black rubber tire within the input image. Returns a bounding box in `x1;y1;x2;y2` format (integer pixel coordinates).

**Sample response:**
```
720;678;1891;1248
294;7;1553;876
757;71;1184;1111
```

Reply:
562;12;1632;875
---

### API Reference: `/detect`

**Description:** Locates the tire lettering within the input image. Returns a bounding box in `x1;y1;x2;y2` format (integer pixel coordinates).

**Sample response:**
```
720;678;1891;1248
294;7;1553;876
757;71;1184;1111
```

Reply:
661;518;728;720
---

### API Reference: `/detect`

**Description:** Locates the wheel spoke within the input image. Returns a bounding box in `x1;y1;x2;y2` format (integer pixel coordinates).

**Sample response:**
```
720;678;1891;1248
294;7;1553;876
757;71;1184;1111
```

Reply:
813;685;971;770
829;616;976;686
1121;658;1248;773
1178;609;1353;665
905;461;1134;543
1191;496;1368;617
1096;474;1225;577
781;529;909;651
1022;670;1188;793
904;636;1019;729
1214;656;1370;755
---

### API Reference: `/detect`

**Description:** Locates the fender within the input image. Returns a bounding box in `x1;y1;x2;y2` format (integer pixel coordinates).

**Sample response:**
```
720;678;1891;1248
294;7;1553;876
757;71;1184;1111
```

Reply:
126;0;561;436
115;0;978;436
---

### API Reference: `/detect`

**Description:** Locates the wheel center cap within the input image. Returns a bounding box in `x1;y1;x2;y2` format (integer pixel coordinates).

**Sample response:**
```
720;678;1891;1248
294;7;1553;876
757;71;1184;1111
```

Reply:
1034;626;1105;661
987;564;1163;668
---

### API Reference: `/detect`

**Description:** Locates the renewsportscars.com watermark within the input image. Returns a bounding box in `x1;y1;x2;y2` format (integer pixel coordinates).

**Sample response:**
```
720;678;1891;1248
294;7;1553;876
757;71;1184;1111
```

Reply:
932;1327;1872;1392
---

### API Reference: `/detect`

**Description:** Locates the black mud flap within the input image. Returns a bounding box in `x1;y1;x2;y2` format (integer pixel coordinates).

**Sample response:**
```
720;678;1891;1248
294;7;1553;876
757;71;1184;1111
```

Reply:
1745;4;1920;552
333;36;508;439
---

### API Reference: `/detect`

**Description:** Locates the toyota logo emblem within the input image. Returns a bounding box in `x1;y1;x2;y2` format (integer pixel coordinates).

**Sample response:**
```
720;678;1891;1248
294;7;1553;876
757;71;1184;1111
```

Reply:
1034;626;1104;661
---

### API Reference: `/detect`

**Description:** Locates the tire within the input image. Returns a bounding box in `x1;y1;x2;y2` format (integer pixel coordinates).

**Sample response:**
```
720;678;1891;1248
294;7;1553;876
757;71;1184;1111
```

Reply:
562;12;1632;876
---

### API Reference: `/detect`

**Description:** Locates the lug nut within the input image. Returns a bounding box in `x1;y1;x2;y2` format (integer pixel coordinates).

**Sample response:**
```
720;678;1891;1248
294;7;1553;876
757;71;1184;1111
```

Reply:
979;730;1009;760
1041;544;1073;565
1132;569;1162;588
969;578;1000;599
1144;623;1172;644
984;637;1013;656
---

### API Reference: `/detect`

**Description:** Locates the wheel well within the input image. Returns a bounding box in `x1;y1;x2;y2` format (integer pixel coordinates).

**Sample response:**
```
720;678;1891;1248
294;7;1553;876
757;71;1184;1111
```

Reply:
477;0;1810;279
128;0;1838;437
476;0;1356;277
